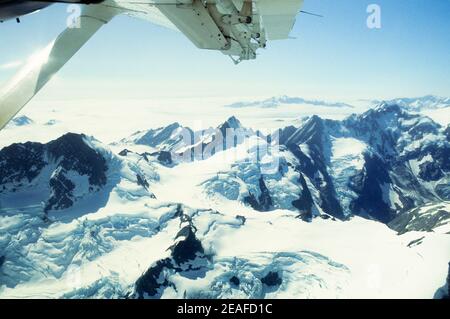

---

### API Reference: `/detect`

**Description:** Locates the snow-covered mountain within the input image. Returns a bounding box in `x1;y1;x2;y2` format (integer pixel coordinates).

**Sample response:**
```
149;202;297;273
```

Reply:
225;95;354;109
6;115;34;127
0;103;449;299
371;95;450;112
120;116;255;162
0;133;159;215
389;201;450;235
198;104;449;223
122;122;188;151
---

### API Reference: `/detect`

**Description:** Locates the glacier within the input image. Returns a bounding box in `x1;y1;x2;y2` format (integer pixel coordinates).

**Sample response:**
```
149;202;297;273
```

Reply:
0;100;449;299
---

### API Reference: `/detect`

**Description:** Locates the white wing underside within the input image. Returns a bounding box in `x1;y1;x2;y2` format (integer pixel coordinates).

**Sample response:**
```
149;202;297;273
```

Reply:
110;0;304;40
256;0;304;40
107;0;178;30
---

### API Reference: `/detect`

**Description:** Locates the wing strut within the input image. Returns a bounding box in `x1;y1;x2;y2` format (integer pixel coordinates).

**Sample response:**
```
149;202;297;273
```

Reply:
0;5;119;130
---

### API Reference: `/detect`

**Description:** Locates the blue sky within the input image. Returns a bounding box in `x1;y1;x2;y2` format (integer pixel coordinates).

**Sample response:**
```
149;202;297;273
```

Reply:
0;0;449;101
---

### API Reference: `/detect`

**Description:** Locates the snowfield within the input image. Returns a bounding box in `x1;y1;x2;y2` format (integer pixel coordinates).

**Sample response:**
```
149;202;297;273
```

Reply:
1;199;448;298
0;96;449;299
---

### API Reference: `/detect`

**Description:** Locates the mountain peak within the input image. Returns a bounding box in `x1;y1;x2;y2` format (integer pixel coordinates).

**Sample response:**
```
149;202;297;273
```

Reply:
225;96;354;109
355;103;404;122
0;132;108;213
280;114;327;147
130;122;184;149
219;116;242;130
374;102;402;114
307;114;324;124
371;95;450;111
165;122;182;130
9;115;34;127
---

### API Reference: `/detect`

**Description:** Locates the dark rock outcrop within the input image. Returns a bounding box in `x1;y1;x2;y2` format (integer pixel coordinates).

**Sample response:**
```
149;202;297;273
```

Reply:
46;133;107;187
389;203;450;234
236;215;246;225
118;149;131;156
151;151;173;166
229;276;240;286
135;258;174;298
171;225;204;265
0;133;108;212
0;142;46;187
134;207;208;298
292;174;314;221
261;271;282;287
445;125;450;142
277;103;449;223
136;174;149;189
45;169;76;212
282;118;344;220
243;177;273;212
349;152;394;223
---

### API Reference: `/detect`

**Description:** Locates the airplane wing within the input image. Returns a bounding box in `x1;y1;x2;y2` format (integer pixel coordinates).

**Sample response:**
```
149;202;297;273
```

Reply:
107;0;179;31
0;0;304;130
114;0;304;62
0;5;119;130
256;0;304;40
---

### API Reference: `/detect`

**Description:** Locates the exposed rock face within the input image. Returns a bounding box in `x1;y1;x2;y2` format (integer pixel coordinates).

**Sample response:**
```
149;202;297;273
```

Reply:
136;174;149;189
236;215;246;225
118;149;131;156
134;207;207;299
0;142;46;188
190;105;449;223
276;103;449;222
218;115;242;136
243;177;273;212
349;152;394;223
4;103;447;225
445;125;450;141
171;224;204;265
135;258;174;298
126;117;252;163
131;122;184;149
114;102;450;224
179;116;251;161
229;276;240;286
282;117;345;220
261;271;282;287
0;133;108;212
46;133;107;186
152;151;173;166
292;174;314;222
389;202;450;235
46;168;76;212
119;148;174;167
